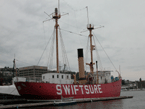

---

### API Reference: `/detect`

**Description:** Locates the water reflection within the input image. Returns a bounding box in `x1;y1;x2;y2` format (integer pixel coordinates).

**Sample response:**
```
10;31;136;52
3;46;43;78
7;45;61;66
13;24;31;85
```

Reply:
23;91;145;109
28;100;124;109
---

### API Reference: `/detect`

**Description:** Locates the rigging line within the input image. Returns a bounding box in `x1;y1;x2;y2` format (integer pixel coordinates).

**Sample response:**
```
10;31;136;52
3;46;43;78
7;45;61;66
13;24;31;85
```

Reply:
66;5;86;47
43;22;49;59
59;38;65;70
47;28;55;69
67;4;84;47
49;28;55;69
43;23;46;41
57;0;85;47
60;28;70;71
62;0;75;11
84;36;89;72
74;7;86;12
93;32;119;74
60;28;87;37
48;35;55;69
59;29;65;67
37;29;54;65
43;22;51;62
59;21;78;29
61;0;86;45
92;34;103;70
62;0;86;12
92;35;103;71
15;59;30;65
50;30;55;69
59;31;66;70
59;27;71;71
74;12;83;47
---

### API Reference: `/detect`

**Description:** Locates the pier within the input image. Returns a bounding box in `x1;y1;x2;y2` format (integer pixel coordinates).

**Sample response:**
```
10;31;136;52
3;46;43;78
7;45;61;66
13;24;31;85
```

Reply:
0;96;133;109
0;99;26;104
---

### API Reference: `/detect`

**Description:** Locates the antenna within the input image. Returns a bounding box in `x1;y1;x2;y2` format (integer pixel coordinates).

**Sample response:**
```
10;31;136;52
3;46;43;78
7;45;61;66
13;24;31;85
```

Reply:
80;7;104;33
58;0;60;14
86;6;89;24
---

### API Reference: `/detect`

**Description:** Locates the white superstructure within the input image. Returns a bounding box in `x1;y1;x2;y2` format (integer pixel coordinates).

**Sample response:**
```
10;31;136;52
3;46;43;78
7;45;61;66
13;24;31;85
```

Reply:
98;71;111;84
42;73;74;84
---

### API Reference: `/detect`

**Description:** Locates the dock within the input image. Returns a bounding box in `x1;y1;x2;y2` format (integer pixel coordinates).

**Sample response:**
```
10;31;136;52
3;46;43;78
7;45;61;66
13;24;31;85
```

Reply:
0;96;133;109
0;99;27;104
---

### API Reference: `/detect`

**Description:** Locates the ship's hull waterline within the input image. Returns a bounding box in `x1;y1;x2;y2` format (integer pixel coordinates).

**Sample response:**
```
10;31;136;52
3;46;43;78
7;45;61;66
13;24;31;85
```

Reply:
14;79;121;100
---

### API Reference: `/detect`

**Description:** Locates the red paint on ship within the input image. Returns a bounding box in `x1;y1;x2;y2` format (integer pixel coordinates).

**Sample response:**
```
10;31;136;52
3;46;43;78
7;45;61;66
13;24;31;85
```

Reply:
14;79;121;100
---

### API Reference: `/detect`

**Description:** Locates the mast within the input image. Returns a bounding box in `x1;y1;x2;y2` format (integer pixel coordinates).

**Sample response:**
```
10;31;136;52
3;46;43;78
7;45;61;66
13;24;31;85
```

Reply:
86;24;95;74
13;58;18;81
53;8;61;73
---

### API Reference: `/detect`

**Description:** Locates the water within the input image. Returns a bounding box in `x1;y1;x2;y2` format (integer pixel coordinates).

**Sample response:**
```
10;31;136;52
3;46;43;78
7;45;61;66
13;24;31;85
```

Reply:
22;91;145;109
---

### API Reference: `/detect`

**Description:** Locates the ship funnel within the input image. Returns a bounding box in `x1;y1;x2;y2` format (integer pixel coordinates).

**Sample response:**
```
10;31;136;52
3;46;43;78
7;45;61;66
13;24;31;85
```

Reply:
77;48;86;84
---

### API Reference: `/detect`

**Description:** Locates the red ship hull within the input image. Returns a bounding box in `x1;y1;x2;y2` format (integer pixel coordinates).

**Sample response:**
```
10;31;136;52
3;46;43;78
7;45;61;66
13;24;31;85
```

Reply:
14;79;121;100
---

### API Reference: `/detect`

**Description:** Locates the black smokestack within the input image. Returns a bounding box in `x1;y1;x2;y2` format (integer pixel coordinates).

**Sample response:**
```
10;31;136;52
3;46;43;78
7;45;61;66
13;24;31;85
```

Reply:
77;48;83;58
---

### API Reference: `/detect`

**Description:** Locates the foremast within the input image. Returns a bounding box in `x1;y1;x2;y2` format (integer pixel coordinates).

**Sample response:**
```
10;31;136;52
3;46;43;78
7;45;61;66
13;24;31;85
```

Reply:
53;8;61;73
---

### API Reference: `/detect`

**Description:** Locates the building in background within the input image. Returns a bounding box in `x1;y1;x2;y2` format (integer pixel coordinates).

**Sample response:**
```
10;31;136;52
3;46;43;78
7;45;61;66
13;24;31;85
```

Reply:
18;66;48;81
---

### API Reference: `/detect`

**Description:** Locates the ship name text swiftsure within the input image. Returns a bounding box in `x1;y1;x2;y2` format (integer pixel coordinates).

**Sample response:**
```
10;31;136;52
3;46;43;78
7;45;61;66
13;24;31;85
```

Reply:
56;85;103;95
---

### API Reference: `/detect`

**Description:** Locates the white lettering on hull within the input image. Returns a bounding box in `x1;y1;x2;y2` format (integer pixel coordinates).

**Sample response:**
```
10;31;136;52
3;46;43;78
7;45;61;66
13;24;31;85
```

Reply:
71;85;74;95
74;85;79;94
98;85;103;93
63;85;70;95
56;84;103;95
79;85;84;94
94;85;99;93
56;85;62;95
89;85;94;94
84;85;90;94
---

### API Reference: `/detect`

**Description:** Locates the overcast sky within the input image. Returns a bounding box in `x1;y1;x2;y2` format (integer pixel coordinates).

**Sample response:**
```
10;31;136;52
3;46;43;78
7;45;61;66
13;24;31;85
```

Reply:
0;0;145;81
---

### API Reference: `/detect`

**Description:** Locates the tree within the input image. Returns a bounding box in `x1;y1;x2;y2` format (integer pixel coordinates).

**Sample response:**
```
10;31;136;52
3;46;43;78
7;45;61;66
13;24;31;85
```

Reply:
140;78;142;82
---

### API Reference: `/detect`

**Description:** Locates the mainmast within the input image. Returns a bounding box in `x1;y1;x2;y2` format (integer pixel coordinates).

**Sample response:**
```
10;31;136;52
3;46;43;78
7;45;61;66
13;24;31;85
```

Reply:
86;24;95;74
53;8;61;73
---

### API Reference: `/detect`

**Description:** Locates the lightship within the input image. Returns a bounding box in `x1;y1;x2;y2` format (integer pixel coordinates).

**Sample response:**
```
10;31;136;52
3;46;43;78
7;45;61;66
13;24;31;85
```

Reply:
15;7;122;100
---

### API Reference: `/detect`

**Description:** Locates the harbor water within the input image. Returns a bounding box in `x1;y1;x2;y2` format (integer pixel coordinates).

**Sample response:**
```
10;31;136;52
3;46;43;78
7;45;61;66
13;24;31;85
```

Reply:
21;90;145;109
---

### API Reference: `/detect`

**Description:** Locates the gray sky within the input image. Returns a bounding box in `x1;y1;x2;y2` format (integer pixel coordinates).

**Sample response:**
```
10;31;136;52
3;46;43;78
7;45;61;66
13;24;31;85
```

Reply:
0;0;145;81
